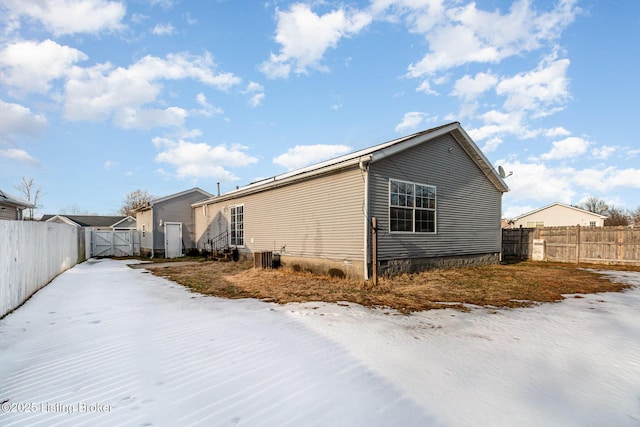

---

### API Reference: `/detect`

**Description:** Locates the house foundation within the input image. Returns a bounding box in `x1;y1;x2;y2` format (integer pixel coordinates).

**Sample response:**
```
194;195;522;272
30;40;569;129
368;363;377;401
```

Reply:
377;253;501;277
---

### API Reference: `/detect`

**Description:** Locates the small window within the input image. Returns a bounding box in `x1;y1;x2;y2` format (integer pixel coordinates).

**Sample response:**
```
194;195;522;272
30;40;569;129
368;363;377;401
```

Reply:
526;221;544;228
589;221;596;227
142;224;146;238
389;179;436;233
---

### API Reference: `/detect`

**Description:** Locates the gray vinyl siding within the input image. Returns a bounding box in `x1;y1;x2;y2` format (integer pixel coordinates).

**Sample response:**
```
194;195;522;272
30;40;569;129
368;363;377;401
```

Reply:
369;133;502;260
196;167;365;262
151;192;204;251
0;204;19;220
114;217;136;229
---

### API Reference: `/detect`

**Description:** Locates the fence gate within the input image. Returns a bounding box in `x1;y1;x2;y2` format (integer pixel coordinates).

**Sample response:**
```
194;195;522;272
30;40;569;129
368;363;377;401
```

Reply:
91;230;140;257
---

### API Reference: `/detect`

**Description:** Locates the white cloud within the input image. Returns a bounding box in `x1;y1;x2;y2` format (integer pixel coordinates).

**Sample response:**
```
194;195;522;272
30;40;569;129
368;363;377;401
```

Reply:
130;13;148;24
0;148;40;165
243;81;265;107
395;112;427;133
540;136;589;160
499;159;640;213
149;0;175;9
0;99;48;138
151;22;175;35
545;126;571;137
572;167;640;193
498;160;576;204
452;72;498;100
194;93;223;117
113;106;187;129
503;204;536;220
469;110;529;144
416;80;438;95
248;93;265;108
64;52;240;127
104;160;115;170
481;137;503;153
406;0;578;76
371;0;445;34
153;137;258;180
591;145;616;160
260;3;372;78
625;148;640;158
611;169;640;188
2;0;126;36
273;144;352;171
0;39;87;94
496;54;570;113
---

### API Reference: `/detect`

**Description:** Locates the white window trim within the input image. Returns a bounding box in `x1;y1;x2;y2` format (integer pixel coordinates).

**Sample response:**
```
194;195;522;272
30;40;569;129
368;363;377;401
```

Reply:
229;204;245;247
388;178;437;234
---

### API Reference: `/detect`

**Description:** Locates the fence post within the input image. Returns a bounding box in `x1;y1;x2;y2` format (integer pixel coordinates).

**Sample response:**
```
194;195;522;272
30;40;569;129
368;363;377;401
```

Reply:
518;225;523;260
575;225;580;264
618;226;624;262
372;217;378;286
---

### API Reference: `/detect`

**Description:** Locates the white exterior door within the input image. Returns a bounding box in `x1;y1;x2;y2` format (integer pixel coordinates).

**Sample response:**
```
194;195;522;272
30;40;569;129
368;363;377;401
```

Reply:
164;222;183;258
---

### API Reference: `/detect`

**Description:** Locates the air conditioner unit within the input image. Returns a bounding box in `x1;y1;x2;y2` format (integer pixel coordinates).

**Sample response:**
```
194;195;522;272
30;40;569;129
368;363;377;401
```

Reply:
254;251;273;269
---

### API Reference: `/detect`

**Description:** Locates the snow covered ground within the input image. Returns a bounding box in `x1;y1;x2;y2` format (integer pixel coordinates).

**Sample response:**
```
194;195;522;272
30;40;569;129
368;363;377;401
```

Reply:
1;259;639;427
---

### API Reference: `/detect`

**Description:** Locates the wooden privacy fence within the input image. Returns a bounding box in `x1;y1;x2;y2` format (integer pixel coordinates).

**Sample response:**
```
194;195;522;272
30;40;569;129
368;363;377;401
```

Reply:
502;226;640;266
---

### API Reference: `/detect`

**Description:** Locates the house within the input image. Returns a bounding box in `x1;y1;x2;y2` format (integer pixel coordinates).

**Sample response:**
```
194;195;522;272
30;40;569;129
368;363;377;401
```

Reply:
0;189;35;220
509;203;608;228
135;187;213;258
41;215;137;230
192;122;509;279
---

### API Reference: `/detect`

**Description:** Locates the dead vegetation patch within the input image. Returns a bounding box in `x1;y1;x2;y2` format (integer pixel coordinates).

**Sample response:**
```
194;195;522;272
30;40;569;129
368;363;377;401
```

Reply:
150;260;634;313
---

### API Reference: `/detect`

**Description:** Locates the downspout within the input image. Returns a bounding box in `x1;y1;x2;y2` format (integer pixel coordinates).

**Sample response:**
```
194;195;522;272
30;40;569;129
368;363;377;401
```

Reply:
150;209;154;259
359;156;371;280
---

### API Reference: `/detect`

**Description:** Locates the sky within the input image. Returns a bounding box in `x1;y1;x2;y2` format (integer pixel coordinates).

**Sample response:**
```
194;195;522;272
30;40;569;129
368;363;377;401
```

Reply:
0;0;639;218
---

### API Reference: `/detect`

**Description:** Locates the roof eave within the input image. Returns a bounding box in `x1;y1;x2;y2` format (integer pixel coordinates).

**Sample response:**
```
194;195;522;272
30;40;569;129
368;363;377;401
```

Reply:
193;156;367;207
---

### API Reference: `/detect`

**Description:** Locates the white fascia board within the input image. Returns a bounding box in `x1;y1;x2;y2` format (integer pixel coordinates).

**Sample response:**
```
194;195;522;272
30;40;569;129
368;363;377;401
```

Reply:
45;215;81;227
369;123;457;163
151;187;213;205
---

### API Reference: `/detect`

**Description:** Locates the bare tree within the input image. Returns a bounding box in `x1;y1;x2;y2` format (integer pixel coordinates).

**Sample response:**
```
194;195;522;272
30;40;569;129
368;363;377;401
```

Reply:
579;196;609;215
120;189;154;217
15;176;42;220
60;204;98;215
604;206;630;226
632;207;640;226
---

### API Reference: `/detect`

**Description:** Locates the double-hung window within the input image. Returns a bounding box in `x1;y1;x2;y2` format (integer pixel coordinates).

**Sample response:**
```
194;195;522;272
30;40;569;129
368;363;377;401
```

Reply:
230;205;244;246
389;179;436;233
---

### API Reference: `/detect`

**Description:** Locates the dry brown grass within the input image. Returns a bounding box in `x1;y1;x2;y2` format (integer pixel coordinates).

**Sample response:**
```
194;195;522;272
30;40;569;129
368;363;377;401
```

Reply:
149;260;635;312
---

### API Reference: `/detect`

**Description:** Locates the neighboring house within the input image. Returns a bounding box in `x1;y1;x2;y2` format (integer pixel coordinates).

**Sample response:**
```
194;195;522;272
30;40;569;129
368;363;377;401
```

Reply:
509;203;608;228
135;187;213;258
41;215;139;259
0;189;35;220
41;215;137;230
192;122;509;279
